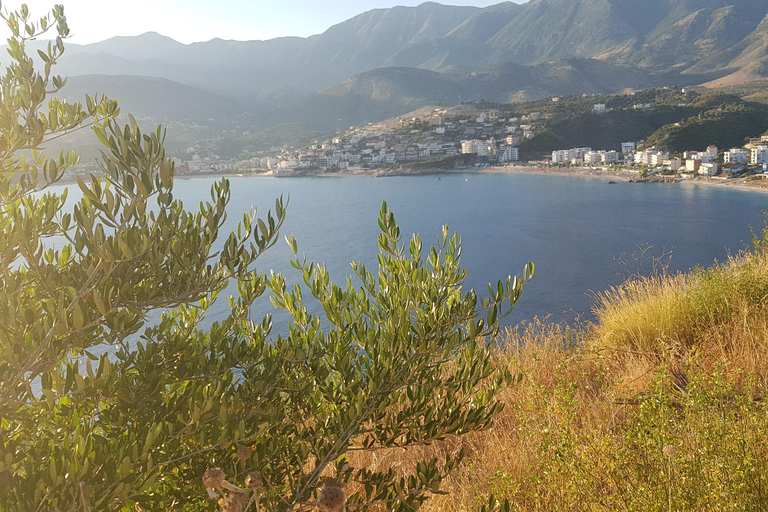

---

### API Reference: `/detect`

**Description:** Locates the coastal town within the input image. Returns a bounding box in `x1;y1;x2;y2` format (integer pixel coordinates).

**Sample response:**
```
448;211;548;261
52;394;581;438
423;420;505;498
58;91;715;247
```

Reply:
174;104;535;176
169;100;768;184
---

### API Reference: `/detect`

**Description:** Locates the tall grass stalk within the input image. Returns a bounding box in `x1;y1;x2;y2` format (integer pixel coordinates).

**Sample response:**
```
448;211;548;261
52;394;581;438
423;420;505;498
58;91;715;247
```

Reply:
410;233;768;510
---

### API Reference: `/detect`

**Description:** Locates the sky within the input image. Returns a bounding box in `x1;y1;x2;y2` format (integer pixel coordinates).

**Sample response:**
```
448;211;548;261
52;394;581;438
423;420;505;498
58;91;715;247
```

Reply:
3;0;525;45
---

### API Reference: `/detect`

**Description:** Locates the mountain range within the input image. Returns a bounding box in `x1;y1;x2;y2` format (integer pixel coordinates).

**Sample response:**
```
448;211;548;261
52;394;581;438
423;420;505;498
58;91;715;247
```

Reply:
28;0;768;146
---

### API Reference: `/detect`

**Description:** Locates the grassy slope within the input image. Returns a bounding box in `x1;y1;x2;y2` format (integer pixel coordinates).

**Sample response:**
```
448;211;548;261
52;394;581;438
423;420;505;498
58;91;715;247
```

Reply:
387;228;768;511
643;104;768;152
521;108;695;158
517;89;768;158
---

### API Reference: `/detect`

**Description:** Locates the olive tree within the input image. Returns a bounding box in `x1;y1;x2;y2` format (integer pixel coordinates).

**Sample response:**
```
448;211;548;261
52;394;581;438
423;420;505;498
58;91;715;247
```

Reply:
0;4;533;511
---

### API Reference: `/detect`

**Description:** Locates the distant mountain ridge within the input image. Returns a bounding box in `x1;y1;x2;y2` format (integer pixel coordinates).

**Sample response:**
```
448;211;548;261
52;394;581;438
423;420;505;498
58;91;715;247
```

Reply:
48;1;767;102
19;0;768;145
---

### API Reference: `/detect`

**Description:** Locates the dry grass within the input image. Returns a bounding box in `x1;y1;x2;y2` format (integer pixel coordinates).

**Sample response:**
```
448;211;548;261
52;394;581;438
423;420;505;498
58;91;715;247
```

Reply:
406;237;768;511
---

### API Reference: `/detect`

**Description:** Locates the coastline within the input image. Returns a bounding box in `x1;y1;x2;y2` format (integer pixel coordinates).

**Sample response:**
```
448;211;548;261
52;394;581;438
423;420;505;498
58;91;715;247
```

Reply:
478;165;768;195
289;164;768;195
68;164;768;196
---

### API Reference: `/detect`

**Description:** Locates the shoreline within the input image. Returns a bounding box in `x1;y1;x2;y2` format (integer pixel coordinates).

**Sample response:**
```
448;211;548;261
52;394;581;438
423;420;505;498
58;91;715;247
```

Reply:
63;165;768;196
221;164;768;196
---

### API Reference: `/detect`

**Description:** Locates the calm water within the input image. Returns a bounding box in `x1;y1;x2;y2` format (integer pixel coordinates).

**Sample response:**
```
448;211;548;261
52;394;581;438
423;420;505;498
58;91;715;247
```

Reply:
169;172;768;327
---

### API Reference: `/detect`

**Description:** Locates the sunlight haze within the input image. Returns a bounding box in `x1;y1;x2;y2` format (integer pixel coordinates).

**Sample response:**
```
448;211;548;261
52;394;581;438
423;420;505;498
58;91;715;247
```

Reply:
3;0;525;44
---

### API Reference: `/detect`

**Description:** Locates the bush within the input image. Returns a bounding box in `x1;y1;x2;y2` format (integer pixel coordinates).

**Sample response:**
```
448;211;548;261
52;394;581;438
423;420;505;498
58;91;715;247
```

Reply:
0;5;533;511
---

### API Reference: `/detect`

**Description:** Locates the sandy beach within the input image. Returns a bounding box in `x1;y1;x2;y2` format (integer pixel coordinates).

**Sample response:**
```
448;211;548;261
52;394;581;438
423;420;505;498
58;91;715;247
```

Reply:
478;164;768;195
179;164;768;195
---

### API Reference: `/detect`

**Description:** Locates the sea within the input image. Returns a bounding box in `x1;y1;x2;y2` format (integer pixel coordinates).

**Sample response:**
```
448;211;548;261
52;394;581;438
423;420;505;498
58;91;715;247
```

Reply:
167;172;768;329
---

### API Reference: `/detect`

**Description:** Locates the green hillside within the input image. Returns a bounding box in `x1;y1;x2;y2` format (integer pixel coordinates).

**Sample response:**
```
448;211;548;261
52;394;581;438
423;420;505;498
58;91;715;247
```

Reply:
644;98;768;152
512;89;768;159
520;108;697;159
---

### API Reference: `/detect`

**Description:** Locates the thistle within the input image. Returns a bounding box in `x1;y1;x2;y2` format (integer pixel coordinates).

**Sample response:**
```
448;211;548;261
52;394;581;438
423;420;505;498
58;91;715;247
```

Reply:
316;477;346;512
219;491;249;512
203;468;249;498
237;445;253;461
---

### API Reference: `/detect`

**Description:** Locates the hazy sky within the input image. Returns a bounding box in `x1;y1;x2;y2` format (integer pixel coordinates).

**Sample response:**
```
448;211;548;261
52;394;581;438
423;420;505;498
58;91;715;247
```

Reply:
4;1;525;45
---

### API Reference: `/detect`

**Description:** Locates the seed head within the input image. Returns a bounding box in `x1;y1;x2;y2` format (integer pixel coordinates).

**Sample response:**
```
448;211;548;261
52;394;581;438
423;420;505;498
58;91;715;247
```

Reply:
237;445;252;461
218;491;249;512
245;472;263;490
203;468;226;489
317;478;346;512
662;444;678;458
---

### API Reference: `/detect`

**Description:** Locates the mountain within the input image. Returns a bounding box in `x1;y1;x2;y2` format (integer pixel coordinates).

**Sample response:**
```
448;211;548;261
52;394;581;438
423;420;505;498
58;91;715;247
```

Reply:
272;59;712;131
57;75;245;121
383;2;525;71
52;3;484;108
19;0;768;148
487;0;768;68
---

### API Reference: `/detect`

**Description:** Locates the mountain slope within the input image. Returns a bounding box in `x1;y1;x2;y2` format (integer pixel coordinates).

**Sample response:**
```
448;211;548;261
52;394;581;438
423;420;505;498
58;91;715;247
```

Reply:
487;0;768;69
13;0;766;143
57;75;245;121
36;0;768;109
261;60;663;131
384;2;525;71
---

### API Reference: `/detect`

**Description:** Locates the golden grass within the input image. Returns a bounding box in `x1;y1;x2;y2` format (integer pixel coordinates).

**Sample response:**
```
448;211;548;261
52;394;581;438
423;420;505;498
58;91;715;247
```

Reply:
409;241;768;511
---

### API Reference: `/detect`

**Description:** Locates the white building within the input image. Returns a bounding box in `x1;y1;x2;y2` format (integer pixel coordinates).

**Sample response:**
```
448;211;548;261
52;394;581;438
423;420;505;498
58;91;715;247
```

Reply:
663;158;682;171
552;147;592;164
634;149;670;166
699;162;719;175
594;103;607;114
650;152;670;166
603;151;619;163
461;139;489;157
724;149;748;164
569;147;592;160
752;146;768;165
584;151;603;164
621;142;636;153
498;146;519;163
552;150;569;164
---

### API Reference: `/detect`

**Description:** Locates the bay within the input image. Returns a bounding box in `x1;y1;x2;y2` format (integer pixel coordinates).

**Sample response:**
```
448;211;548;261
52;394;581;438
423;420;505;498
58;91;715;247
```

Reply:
171;172;768;327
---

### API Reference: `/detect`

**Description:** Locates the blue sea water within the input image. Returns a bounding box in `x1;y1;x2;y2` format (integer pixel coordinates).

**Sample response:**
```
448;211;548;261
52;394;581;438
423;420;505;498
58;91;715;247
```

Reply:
169;172;768;327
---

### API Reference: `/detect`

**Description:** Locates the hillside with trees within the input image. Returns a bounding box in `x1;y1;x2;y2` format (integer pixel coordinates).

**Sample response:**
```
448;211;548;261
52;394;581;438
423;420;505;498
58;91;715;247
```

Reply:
643;96;768;152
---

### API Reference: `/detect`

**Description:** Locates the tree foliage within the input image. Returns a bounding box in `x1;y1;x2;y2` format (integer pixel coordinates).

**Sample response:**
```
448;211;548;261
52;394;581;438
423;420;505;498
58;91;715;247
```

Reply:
0;4;533;511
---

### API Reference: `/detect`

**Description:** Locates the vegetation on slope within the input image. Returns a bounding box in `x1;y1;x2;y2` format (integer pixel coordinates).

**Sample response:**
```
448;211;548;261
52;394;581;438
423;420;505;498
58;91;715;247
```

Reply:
643;100;768;152
409;227;768;511
516;89;768;158
520;107;696;159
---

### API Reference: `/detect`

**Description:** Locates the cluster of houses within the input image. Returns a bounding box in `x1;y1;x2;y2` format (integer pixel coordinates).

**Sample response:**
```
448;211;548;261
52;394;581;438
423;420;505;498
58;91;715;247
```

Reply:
167;94;768;178
723;142;768;169
551;147;621;165
174;106;547;175
550;135;768;177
